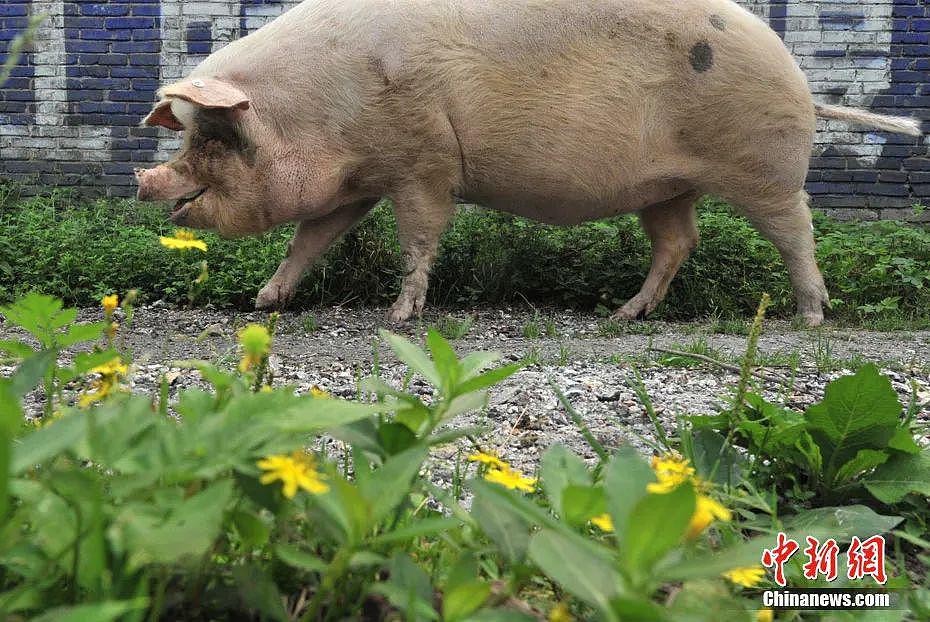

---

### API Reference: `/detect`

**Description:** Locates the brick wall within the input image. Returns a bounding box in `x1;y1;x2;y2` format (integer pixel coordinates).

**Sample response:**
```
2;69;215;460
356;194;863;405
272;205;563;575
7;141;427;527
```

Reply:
1;0;929;220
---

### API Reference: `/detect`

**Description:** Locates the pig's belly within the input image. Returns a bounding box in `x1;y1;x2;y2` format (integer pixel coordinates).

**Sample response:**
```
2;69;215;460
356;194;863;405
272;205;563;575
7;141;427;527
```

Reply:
460;176;692;225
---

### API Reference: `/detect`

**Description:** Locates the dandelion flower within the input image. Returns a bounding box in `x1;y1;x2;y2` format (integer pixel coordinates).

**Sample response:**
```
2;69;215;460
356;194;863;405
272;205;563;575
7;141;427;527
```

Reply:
723;566;766;588
756;609;774;622
91;358;129;377
647;454;696;494
79;357;128;408
238;324;272;372
101;294;119;315
484;465;536;493
467;450;507;470
159;229;207;252
258;451;329;498
310;385;331;399
686;494;732;540
591;513;614;532
549;603;573;622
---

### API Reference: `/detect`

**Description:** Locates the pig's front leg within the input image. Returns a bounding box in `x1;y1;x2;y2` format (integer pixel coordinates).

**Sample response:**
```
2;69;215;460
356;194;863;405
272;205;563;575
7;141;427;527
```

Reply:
256;200;375;310
387;187;455;322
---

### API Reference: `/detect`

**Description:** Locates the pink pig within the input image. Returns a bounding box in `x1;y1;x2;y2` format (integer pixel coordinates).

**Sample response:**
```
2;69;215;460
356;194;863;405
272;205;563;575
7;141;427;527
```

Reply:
136;0;921;325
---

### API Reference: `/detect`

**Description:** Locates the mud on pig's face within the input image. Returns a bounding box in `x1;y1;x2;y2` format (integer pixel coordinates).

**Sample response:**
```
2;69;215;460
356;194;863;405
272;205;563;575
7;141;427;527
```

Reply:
135;78;270;237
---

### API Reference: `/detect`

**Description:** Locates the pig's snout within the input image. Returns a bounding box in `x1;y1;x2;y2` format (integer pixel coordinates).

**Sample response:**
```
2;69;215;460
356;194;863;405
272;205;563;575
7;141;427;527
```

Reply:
134;165;203;202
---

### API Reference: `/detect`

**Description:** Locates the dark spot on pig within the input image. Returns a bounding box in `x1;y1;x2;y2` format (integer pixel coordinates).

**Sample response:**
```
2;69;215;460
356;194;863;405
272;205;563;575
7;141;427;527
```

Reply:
709;14;726;31
368;56;391;87
665;32;678;47
689;41;714;73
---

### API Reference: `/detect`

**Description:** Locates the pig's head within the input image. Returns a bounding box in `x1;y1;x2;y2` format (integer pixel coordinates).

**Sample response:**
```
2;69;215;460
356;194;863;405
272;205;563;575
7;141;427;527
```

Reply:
135;78;274;237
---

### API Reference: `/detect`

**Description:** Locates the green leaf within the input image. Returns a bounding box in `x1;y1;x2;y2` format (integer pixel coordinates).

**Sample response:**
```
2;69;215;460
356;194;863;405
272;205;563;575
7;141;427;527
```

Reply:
232;510;271;548
783;506;903;542
30;599;149;622
368;517;461;546
621;484;695;576
427;328;460;394
380;330;441;388
59;321;105;347
378;422;418;455
528;528;622;614
115;479;233;570
232;564;289;622
686;428;742;486
10;350;55;397
455;364;522;397
463;611;535;622
444;581;491;622
805;364;902;487
561;485;606;527
834;449;889;485
275;544;327;572
470;490;531;563
273;399;390;434
540;444;592;518
459;351;502;381
604;446;656;542
864;450;930;504
888;428;921;455
359;446;428;525
12;408;95;474
0;339;35;359
371;553;438;622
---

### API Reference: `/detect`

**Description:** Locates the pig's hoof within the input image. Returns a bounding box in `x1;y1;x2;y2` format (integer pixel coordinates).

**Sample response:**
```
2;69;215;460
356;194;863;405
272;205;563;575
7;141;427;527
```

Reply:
255;283;293;310
386;295;422;323
800;311;824;328
612;297;652;321
386;304;414;323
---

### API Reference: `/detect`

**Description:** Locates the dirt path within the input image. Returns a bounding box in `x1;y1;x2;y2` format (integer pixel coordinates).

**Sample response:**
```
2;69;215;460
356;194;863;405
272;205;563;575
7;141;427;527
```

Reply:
3;305;929;480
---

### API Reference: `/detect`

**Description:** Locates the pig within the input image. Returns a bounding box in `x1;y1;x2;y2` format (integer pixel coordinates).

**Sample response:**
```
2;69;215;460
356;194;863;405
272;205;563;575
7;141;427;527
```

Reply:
136;0;922;326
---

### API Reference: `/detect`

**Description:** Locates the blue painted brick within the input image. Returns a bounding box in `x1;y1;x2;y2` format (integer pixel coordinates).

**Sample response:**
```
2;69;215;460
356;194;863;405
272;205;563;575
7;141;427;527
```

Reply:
0;5;28;17
187;42;212;55
112;41;159;53
82;5;130;16
132;29;162;40
104;17;156;29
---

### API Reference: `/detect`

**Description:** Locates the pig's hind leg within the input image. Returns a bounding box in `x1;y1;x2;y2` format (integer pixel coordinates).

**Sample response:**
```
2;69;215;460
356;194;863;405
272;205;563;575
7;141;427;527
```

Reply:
387;186;455;323
613;192;700;321
734;190;829;327
255;200;376;310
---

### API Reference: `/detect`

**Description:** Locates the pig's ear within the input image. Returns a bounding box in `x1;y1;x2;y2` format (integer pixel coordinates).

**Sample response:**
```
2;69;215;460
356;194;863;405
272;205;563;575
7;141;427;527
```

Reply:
160;78;250;114
143;100;184;131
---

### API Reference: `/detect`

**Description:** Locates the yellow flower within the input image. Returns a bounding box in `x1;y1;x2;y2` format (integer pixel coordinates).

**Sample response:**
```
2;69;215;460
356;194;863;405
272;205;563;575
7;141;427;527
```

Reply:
310;385;331;399
484;465;536;493
92;358;128;377
647;454;696;494
159;229;207;252
756;609;774;622
723;566;766;588
591;513;614;532
257;452;329;498
467;450;507;470
260;385;273;393
237;324;272;372
686;494;732;540
549;603;573;622
101;294;118;315
79;357;128;408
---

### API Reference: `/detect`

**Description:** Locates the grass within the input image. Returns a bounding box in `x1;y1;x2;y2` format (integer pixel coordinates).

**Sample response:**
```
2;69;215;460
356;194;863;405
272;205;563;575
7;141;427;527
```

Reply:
2;185;929;327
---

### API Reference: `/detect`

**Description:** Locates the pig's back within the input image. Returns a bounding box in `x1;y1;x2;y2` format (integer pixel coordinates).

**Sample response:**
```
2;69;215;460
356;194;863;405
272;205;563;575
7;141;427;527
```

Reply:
407;0;813;217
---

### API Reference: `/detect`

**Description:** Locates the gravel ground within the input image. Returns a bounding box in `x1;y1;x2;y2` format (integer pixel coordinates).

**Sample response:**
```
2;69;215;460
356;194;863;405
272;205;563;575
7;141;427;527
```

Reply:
3;305;929;481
